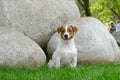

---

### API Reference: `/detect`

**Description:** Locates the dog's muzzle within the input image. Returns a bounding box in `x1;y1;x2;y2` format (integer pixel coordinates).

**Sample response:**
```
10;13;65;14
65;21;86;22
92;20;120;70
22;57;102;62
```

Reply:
64;34;69;40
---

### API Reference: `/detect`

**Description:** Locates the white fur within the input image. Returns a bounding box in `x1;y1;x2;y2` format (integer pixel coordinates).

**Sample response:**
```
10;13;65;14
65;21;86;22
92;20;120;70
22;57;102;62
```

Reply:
48;26;77;68
64;26;70;38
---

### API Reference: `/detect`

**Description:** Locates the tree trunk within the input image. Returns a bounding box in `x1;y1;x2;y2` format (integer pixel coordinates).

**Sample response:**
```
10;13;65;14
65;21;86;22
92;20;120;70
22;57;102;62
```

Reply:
83;0;91;16
77;0;91;17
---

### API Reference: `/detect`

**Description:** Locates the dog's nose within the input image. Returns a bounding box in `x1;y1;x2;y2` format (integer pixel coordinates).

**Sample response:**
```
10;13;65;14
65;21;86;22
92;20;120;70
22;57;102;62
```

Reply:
64;34;68;38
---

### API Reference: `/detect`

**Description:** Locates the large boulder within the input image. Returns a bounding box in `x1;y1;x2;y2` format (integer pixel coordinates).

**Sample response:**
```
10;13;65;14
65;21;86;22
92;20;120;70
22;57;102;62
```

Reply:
113;31;120;45
0;0;80;48
47;17;120;63
0;27;46;67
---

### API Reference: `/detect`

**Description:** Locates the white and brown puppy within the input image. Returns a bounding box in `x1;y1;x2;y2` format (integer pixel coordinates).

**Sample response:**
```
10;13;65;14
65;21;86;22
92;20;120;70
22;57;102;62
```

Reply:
48;25;78;68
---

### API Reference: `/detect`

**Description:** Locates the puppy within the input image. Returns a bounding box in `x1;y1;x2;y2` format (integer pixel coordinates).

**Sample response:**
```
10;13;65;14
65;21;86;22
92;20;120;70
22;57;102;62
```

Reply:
48;25;78;68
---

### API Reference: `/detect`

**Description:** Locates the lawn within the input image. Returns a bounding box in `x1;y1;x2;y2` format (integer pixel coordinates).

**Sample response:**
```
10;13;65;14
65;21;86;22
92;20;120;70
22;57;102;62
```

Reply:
0;63;120;80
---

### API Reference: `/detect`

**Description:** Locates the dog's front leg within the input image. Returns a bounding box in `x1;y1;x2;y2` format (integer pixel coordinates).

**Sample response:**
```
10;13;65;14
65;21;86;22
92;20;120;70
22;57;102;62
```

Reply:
70;56;77;67
54;57;60;68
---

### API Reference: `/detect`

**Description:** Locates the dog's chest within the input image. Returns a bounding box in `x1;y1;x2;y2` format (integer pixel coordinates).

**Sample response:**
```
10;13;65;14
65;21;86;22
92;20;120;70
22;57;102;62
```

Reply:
60;49;75;59
58;45;77;63
58;43;77;55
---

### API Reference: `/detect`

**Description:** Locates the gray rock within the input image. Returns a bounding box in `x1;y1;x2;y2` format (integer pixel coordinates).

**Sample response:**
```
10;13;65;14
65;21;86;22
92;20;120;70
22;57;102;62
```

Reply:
47;17;120;63
0;0;80;48
113;31;120;45
0;27;46;67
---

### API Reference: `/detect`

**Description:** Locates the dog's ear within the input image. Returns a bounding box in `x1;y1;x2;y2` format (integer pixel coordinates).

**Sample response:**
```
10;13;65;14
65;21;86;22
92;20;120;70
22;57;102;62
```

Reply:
57;26;64;33
69;25;78;33
73;26;78;33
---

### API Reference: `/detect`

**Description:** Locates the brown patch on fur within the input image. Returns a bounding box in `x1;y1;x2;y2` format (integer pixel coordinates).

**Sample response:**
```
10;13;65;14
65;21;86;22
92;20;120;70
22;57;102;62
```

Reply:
57;26;66;40
57;26;65;33
68;25;78;39
67;25;74;39
69;25;78;33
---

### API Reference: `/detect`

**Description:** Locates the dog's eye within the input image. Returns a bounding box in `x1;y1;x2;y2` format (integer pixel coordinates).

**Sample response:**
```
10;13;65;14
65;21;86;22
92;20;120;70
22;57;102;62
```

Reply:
68;30;72;32
61;30;65;33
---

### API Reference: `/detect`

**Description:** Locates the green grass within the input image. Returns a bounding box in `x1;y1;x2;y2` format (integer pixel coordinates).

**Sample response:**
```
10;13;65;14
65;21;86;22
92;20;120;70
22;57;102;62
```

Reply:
0;63;120;80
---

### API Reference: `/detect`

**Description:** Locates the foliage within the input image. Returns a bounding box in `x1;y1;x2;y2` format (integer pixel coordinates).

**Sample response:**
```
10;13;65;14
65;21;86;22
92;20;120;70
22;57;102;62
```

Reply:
75;0;120;23
90;2;112;23
92;0;120;23
0;63;120;80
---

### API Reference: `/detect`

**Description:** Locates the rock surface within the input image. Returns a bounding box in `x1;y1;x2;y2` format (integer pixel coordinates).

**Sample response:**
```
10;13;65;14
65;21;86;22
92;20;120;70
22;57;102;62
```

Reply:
113;31;120;45
47;17;120;63
0;27;46;67
0;0;80;48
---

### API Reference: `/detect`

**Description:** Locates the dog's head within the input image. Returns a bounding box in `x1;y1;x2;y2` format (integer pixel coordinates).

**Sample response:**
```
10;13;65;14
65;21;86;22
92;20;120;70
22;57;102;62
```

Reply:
57;25;78;41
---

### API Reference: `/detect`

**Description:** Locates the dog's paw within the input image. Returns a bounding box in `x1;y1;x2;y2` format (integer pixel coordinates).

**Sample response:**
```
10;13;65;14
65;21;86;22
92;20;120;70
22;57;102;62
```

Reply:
48;60;53;68
48;59;60;69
